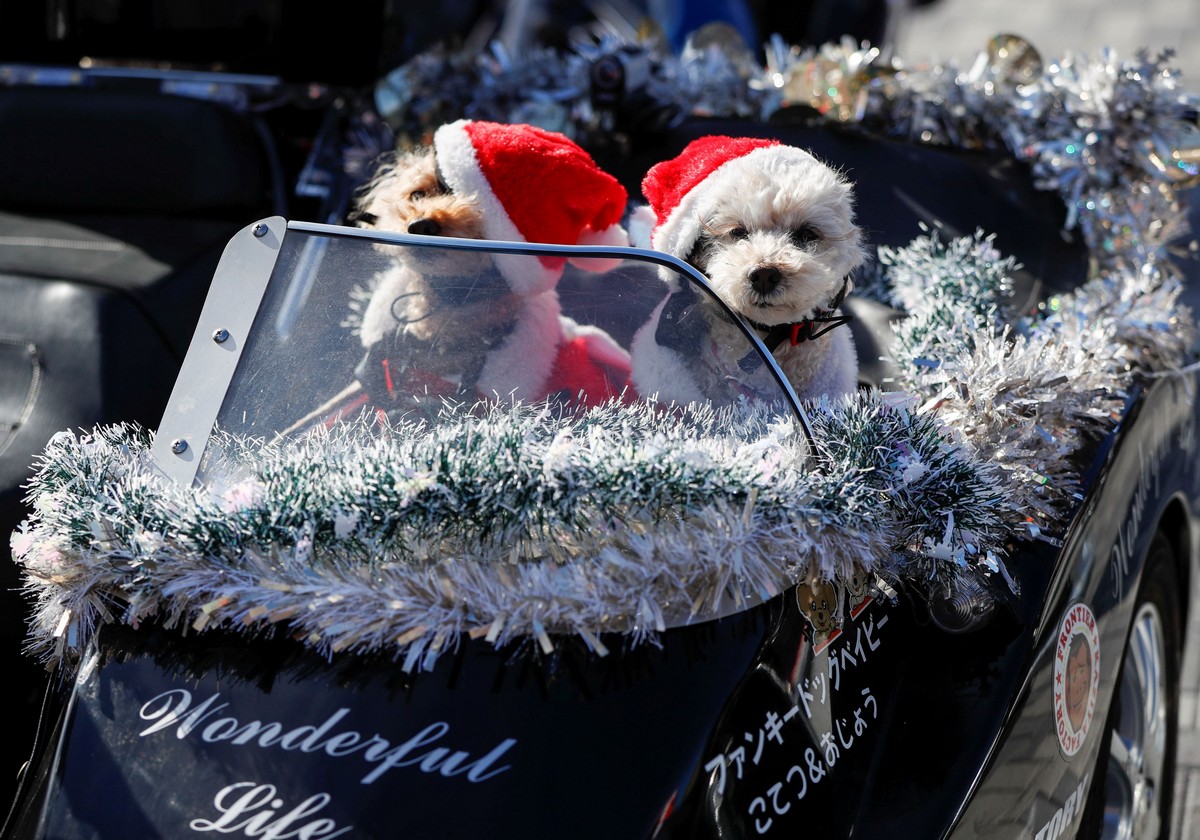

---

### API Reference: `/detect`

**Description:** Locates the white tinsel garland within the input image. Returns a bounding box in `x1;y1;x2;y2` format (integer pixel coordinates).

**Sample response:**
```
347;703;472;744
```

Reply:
10;29;1200;671
15;396;1003;668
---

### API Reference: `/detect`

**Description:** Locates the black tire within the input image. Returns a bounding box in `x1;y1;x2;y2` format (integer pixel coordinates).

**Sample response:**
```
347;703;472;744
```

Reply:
1079;532;1182;839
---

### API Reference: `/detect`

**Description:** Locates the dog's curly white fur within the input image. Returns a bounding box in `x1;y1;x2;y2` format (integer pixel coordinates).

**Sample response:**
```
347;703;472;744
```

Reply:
632;136;867;404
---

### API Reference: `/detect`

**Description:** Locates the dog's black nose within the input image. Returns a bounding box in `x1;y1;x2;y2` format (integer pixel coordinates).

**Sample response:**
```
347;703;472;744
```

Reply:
407;218;442;236
749;266;782;295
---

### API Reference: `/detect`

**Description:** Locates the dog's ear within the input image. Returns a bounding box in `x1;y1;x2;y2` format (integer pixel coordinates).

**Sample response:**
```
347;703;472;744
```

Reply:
638;223;711;358
829;275;851;310
346;208;379;228
684;235;711;276
653;280;705;357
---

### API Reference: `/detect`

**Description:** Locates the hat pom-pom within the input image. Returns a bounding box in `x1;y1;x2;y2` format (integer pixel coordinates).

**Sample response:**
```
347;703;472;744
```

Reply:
569;223;629;273
625;204;657;251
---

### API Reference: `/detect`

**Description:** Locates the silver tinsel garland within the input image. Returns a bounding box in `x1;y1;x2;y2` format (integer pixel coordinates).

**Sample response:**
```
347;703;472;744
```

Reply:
14;396;998;669
10;27;1200;670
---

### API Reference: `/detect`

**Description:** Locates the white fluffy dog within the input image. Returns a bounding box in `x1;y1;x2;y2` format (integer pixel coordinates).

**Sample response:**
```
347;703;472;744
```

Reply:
630;135;867;405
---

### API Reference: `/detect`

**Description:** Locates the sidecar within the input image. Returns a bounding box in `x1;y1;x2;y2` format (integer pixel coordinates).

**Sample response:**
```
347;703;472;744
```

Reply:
5;2;1200;837
5;93;1200;839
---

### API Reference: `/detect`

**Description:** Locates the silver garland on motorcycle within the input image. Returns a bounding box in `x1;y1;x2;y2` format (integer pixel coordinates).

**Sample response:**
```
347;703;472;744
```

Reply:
11;28;1200;671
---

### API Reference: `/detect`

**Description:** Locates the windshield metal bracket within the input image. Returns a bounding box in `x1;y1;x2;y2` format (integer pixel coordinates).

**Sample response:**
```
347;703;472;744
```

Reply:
149;216;285;485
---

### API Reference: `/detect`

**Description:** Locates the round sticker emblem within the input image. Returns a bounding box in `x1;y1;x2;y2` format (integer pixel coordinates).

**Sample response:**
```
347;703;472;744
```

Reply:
1053;602;1101;756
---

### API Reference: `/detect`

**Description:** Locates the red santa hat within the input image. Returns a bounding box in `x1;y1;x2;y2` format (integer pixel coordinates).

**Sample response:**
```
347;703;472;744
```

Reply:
642;135;837;259
432;119;630;295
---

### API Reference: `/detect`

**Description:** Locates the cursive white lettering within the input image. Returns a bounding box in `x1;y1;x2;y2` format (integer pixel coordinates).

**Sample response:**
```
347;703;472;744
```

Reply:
140;689;230;739
138;690;517;786
359;722;450;784
190;782;350;839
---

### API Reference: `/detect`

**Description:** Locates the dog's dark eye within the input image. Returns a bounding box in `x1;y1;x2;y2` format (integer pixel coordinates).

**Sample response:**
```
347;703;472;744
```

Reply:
729;226;748;240
791;226;820;247
409;190;427;201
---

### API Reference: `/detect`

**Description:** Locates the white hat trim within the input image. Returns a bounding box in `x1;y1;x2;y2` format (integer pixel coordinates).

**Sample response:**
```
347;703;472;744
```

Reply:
649;144;821;259
433;121;561;296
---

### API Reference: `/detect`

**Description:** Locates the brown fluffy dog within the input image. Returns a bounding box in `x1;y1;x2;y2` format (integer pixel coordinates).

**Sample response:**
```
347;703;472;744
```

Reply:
344;119;633;410
351;143;516;387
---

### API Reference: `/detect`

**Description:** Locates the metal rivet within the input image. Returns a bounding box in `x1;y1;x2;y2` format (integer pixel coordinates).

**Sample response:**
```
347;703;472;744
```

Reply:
252;223;269;238
171;439;188;455
212;328;230;344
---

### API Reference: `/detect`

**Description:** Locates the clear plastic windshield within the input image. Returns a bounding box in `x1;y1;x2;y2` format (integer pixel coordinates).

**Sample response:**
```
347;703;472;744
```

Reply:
195;226;802;481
